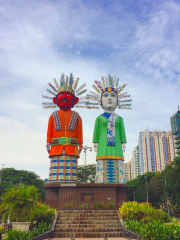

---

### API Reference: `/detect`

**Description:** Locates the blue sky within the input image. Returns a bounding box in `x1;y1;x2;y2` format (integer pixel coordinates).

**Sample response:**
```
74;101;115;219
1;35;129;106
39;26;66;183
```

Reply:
0;0;180;179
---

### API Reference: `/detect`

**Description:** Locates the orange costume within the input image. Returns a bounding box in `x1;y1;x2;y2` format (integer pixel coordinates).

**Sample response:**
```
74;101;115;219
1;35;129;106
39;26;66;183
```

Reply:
47;110;83;157
47;109;83;183
43;73;86;183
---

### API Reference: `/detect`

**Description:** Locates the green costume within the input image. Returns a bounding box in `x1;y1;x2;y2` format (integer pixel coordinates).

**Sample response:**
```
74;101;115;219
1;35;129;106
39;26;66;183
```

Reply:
93;114;126;160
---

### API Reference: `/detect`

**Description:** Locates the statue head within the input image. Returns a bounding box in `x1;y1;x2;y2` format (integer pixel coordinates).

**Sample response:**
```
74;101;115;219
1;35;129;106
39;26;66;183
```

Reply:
53;85;79;110
101;87;118;113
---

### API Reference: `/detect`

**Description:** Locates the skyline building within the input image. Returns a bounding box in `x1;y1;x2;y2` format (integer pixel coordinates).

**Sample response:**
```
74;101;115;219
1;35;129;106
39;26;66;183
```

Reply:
139;129;175;174
124;146;140;181
170;107;180;156
124;162;131;182
132;145;140;178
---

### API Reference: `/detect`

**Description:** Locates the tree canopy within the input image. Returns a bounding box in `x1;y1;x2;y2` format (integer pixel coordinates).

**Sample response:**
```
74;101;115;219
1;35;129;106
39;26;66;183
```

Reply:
77;164;96;183
0;168;45;201
127;154;180;215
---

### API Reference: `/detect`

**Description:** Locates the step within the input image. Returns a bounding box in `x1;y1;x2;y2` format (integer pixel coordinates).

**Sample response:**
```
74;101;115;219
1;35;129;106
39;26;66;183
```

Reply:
58;212;118;216
54;231;125;238
56;219;120;224
58;216;119;220
58;210;117;213
55;223;121;228
54;227;123;232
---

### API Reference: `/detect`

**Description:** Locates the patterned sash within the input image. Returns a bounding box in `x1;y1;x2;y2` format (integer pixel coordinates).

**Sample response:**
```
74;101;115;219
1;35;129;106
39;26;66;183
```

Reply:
101;112;118;146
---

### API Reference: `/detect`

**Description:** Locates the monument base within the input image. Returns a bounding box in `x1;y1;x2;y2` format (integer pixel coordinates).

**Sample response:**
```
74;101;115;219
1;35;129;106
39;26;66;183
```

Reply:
45;183;128;209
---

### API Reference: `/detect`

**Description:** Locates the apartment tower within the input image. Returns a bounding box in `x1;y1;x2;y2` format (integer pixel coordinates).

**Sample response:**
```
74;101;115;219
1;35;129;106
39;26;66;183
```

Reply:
139;128;175;174
170;107;180;156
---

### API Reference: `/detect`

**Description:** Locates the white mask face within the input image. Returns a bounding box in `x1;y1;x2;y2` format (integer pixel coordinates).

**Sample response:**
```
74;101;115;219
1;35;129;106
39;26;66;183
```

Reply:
101;91;118;113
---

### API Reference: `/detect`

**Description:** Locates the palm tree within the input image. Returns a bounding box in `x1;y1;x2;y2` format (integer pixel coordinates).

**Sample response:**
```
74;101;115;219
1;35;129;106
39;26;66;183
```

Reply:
0;184;39;222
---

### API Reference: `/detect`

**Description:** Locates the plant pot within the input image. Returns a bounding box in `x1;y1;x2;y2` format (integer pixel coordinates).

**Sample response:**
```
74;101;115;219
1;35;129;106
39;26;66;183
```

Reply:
12;222;31;232
2;233;7;240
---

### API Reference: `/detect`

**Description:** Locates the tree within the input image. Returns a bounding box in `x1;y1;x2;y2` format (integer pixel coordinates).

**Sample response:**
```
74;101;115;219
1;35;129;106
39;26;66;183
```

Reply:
165;155;180;213
127;172;156;204
0;184;39;222
77;164;96;183
148;172;165;208
0;168;45;201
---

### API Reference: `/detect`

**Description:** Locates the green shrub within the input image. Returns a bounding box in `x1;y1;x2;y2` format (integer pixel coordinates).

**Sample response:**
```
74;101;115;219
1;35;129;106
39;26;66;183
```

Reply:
3;222;51;240
125;219;180;240
30;203;56;227
0;185;39;222
63;202;74;208
95;202;106;208
120;201;171;223
109;202;115;208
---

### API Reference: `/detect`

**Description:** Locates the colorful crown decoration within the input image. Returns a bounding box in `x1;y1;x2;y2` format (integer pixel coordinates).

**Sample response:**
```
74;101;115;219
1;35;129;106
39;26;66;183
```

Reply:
42;73;87;109
76;74;133;110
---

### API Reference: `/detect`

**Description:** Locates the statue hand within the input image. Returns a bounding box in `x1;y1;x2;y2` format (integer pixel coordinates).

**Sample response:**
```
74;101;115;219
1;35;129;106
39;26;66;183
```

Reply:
94;143;98;152
78;143;83;153
122;143;126;152
46;143;51;153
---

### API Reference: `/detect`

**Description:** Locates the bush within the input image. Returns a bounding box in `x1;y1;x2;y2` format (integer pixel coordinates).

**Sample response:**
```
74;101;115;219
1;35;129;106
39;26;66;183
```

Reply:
3;222;51;240
120;201;171;223
125;219;180;240
30;203;56;227
0;185;39;222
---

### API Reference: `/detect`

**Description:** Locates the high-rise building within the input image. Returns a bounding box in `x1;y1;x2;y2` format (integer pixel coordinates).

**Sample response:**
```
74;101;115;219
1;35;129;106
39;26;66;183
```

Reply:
170;107;180;156
132;145;140;178
123;146;140;181
139;128;175;174
124;162;131;182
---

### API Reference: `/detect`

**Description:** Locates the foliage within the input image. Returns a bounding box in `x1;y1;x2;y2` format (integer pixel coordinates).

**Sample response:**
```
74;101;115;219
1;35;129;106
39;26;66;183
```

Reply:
109;202;115;208
125;219;180;240
63;202;75;208
165;156;180;212
77;204;90;208
95;202;106;208
0;225;4;234
127;154;180;214
77;164;96;183
0;184;39;222
30;203;56;227
127;172;156;205
3;222;51;240
120;201;171;223
0;168;45;201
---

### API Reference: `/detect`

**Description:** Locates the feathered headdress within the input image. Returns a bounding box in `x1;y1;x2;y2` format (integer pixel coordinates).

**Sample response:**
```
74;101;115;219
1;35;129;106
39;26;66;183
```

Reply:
76;74;132;110
42;73;87;109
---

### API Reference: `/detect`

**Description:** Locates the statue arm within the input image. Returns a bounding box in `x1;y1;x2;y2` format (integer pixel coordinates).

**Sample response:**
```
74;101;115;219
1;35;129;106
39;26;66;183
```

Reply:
77;115;83;153
120;117;126;143
93;118;99;152
46;115;53;153
120;117;126;152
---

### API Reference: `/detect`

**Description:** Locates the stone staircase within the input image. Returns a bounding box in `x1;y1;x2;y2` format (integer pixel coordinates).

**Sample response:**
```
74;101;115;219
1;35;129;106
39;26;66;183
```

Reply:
54;209;125;238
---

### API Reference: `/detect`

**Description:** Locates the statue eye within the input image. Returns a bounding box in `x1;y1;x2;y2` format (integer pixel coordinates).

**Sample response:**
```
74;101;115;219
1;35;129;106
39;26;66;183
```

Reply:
111;93;116;97
103;93;109;97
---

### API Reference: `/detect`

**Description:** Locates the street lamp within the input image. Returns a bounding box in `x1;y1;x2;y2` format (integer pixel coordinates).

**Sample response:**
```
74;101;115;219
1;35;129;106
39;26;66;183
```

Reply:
132;185;136;201
144;176;148;203
82;146;92;166
0;164;5;184
164;171;169;215
20;177;22;185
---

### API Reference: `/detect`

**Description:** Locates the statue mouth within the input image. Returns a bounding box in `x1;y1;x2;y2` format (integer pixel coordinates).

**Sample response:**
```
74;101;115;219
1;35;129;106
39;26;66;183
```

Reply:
60;99;69;102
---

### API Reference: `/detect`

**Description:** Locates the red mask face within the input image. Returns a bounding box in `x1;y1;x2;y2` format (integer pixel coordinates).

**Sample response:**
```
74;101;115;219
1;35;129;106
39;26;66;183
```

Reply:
53;92;79;110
